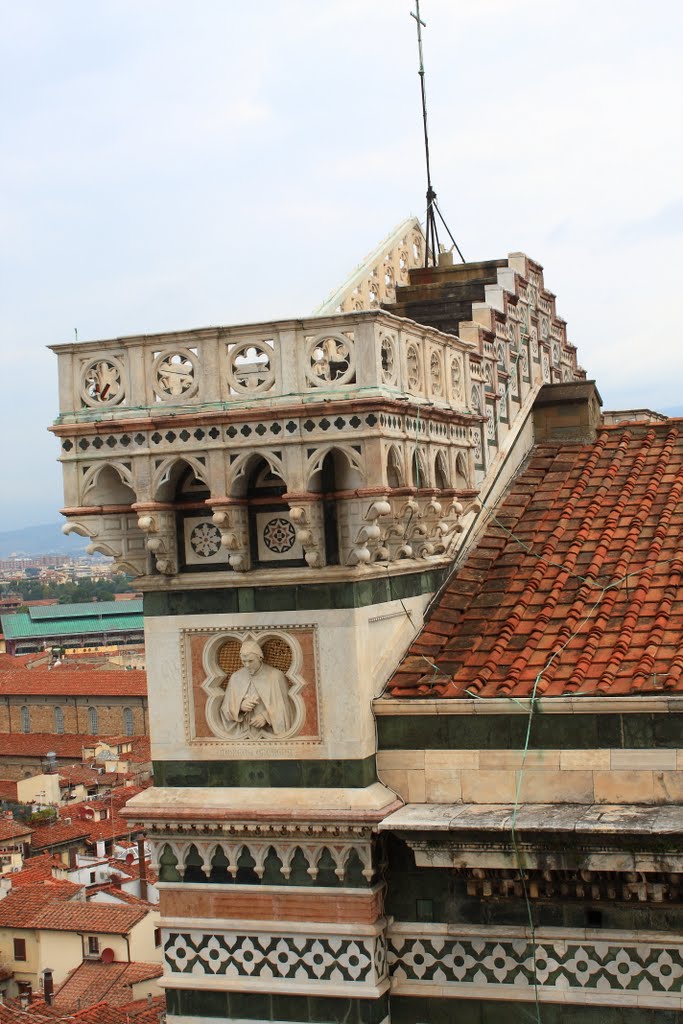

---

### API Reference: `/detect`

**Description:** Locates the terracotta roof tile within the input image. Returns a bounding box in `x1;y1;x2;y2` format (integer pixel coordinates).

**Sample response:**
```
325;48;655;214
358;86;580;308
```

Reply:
0;734;100;757
8;852;64;886
0;882;82;926
55;961;162;1010
0;817;32;840
59;766;109;788
30;819;93;849
0;888;147;932
0;668;147;696
388;423;683;698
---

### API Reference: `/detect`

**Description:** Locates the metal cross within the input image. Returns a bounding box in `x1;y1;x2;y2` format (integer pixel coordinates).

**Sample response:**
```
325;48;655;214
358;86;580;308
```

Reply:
410;1;426;74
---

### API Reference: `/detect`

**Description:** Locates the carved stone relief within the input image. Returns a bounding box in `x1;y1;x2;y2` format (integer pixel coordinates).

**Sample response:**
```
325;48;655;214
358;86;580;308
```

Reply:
226;339;276;394
305;333;355;387
185;628;320;745
152;349;198;402
80;357;126;408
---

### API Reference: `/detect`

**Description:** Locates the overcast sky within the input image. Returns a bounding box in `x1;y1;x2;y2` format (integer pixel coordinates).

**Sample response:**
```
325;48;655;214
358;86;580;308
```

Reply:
1;0;682;532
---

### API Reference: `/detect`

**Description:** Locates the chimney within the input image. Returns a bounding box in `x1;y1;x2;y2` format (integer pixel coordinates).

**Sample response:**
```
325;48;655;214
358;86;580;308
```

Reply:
43;970;54;1007
533;381;603;443
137;836;148;902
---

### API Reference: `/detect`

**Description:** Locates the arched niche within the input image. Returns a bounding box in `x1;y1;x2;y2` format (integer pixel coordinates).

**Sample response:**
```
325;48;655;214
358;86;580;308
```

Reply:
164;461;225;573
83;464;136;506
245;458;305;569
386;446;404;489
155;458;209;505
308;448;362;567
411;448;428;490
455;451;469;490
434;450;449;490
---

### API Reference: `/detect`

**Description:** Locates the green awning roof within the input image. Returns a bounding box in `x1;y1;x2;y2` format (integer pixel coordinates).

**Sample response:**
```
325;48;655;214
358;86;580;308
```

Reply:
1;611;143;640
28;599;143;621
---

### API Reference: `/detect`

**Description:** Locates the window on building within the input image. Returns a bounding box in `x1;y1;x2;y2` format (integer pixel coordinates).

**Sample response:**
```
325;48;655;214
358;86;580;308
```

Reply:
88;707;98;733
154;928;162;948
54;706;65;734
123;707;134;736
13;938;26;962
87;936;99;956
20;707;30;734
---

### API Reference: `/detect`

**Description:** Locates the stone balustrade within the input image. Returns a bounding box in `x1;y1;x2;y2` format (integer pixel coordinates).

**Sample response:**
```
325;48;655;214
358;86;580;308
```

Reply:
51;311;472;424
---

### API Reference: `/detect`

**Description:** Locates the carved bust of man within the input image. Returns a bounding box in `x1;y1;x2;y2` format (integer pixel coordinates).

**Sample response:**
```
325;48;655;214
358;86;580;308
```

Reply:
220;639;294;737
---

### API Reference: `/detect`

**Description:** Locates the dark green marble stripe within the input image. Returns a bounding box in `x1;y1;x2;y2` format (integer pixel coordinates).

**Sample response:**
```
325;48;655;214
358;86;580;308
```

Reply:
391;996;675;1023
153;755;377;788
167;988;389;1023
377;712;683;750
143;566;446;617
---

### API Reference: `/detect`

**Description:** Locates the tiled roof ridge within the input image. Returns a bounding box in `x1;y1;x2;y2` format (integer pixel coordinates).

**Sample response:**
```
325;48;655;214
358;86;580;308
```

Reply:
467;431;616;695
599;428;683;693
565;427;678;694
499;423;655;696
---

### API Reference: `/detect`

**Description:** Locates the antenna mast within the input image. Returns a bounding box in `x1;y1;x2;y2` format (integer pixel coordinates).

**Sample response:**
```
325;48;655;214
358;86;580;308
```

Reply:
410;1;465;267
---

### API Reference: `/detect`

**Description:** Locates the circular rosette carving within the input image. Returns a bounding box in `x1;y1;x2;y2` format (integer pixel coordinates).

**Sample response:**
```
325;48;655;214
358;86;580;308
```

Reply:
305;334;355;387
227;339;276;394
152;349;197;401
450;355;463;402
405;343;422;392
380;333;398;387
189;522;222;558
80;357;126;408
262;517;296;554
429;350;444;397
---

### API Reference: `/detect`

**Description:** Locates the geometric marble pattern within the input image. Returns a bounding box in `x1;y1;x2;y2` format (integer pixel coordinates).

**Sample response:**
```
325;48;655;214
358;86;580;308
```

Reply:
389;933;683;996
165;930;387;986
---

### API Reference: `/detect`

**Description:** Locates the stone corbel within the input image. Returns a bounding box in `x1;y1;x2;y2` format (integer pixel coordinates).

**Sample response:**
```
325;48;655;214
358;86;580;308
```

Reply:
61;509;147;576
210;501;250;572
134;504;177;576
287;497;325;568
420;499;463;557
347;497;392;566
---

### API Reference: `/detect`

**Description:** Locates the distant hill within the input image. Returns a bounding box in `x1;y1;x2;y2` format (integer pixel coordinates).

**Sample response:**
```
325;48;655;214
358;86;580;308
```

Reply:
0;523;91;558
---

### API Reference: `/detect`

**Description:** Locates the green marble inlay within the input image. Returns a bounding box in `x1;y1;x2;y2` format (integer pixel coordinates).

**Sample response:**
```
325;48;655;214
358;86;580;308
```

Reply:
167;988;389;1023
143;567;446;617
153;755;377;788
391;997;674;1024
377;713;683;750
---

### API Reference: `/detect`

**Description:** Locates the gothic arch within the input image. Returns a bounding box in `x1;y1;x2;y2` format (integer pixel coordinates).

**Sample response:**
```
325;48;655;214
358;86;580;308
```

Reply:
82;463;136;505
386;445;404;488
152;456;209;502
434;450;449;490
228;450;286;498
305;445;364;491
455;451;469;489
411;447;429;489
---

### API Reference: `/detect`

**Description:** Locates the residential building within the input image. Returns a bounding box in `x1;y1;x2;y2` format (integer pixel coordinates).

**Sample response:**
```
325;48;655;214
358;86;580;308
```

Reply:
0;818;33;874
0;881;160;998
